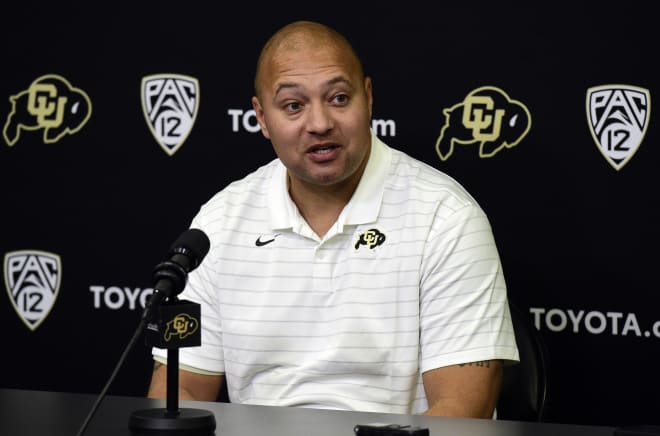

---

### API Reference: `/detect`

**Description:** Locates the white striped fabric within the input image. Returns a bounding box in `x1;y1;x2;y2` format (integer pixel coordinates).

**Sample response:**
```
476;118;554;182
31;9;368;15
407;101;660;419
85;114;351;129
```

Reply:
153;132;519;414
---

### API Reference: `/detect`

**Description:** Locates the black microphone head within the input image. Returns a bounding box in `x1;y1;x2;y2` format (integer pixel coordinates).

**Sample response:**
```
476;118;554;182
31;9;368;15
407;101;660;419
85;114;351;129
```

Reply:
169;228;211;271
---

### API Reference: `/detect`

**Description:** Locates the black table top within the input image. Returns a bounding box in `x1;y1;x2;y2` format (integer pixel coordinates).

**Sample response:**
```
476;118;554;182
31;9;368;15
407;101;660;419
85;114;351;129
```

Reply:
0;388;616;436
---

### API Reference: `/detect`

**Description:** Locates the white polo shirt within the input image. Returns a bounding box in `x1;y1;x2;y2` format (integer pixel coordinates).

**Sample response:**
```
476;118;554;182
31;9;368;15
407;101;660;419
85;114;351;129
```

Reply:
153;132;519;414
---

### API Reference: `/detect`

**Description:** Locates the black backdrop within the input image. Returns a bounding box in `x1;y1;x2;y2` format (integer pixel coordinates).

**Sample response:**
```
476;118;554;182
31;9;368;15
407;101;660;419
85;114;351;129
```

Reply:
1;1;658;427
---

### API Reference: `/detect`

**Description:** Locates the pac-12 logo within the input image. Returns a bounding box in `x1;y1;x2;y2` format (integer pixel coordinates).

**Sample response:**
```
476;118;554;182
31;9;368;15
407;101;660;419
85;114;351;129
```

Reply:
141;74;200;156
3;250;62;331
586;84;650;171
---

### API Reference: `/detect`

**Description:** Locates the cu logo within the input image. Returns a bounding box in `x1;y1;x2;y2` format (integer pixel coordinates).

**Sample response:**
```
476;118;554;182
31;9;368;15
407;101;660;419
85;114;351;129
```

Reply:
435;86;531;161
164;313;199;341
355;228;386;250
3;74;92;147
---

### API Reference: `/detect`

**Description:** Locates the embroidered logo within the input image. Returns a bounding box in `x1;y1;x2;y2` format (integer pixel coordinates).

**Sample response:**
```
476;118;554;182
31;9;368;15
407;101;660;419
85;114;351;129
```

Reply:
3;74;92;147
141;74;200;156
255;234;281;247
435;86;531;161
355;229;386;250
586;84;650;171
4;250;62;331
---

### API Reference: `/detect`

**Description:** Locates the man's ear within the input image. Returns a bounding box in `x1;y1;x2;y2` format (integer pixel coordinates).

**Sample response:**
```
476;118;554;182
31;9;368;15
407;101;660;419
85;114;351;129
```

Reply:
251;96;270;139
365;76;373;118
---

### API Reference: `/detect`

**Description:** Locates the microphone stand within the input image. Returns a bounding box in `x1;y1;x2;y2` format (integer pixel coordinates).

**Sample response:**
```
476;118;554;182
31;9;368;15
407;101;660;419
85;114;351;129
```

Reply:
128;296;216;435
75;229;213;436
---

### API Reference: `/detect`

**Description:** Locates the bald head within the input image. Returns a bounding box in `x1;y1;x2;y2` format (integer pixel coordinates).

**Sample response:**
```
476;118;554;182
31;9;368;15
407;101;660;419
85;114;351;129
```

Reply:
254;21;365;99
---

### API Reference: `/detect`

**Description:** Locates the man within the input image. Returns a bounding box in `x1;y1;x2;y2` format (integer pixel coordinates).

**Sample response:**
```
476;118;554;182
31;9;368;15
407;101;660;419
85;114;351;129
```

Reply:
148;20;519;418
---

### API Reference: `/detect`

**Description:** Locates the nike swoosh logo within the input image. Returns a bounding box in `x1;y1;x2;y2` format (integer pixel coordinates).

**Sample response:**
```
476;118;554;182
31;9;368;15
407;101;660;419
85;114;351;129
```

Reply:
255;234;280;247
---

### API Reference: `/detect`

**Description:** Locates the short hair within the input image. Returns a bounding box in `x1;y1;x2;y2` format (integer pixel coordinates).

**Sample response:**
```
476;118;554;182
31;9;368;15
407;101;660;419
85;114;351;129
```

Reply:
254;20;364;99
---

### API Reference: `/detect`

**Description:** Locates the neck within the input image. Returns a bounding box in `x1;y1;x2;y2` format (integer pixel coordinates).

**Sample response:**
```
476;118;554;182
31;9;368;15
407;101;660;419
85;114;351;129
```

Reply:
288;175;358;238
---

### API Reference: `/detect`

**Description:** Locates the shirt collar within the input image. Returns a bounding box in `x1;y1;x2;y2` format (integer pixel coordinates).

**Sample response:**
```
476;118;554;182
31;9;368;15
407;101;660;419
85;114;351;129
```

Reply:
268;130;391;231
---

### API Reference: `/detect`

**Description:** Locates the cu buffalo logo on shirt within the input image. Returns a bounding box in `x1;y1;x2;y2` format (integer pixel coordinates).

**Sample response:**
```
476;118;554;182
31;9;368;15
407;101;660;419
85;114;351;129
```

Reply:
355;228;386;250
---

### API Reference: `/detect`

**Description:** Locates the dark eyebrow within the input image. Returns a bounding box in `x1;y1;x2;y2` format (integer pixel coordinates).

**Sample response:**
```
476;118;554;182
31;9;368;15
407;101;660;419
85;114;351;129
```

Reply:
273;75;355;100
326;75;354;90
273;82;301;99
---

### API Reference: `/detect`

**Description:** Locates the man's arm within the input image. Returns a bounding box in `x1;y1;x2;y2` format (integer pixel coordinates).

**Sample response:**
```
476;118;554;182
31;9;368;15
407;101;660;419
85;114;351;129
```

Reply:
147;361;224;402
422;359;503;418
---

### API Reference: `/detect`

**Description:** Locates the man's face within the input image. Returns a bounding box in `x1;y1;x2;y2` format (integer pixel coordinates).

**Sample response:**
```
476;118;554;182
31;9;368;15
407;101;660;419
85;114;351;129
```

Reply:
252;42;373;191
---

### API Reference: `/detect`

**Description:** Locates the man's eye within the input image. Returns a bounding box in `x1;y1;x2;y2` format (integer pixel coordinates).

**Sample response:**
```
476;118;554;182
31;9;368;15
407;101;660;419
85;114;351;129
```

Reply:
285;102;302;111
333;94;349;104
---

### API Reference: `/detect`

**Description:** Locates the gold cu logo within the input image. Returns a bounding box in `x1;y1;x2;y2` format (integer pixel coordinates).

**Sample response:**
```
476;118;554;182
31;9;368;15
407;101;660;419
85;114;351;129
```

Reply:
435;86;531;161
355;228;386;250
462;95;505;142
164;313;199;342
28;83;68;128
3;74;92;147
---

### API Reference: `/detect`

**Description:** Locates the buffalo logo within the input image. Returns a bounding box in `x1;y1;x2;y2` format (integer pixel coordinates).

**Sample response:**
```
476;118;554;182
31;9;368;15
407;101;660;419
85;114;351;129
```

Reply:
3;74;92;147
163;313;199;342
4;250;62;331
435;86;531;161
141;74;200;156
586;84;650;171
355;228;386;250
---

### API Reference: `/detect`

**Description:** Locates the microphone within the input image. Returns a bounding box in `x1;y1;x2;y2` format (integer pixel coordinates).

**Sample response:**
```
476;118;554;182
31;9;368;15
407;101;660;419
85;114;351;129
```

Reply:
129;228;216;435
141;228;210;321
75;228;213;436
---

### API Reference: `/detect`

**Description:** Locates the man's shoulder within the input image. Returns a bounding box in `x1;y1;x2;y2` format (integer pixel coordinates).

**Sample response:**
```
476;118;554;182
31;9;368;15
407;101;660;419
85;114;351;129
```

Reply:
385;146;478;207
196;158;280;218
208;158;279;200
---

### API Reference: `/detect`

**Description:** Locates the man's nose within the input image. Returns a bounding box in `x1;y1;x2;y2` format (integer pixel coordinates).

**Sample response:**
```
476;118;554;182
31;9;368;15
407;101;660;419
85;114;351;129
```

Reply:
306;102;334;134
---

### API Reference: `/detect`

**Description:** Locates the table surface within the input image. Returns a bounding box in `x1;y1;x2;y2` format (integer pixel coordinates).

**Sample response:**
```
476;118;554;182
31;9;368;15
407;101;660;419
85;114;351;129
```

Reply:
0;388;617;436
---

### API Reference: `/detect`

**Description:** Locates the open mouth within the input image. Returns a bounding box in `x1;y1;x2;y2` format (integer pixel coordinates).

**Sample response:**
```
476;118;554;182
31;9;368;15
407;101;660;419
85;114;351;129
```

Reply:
307;144;340;162
310;145;336;154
